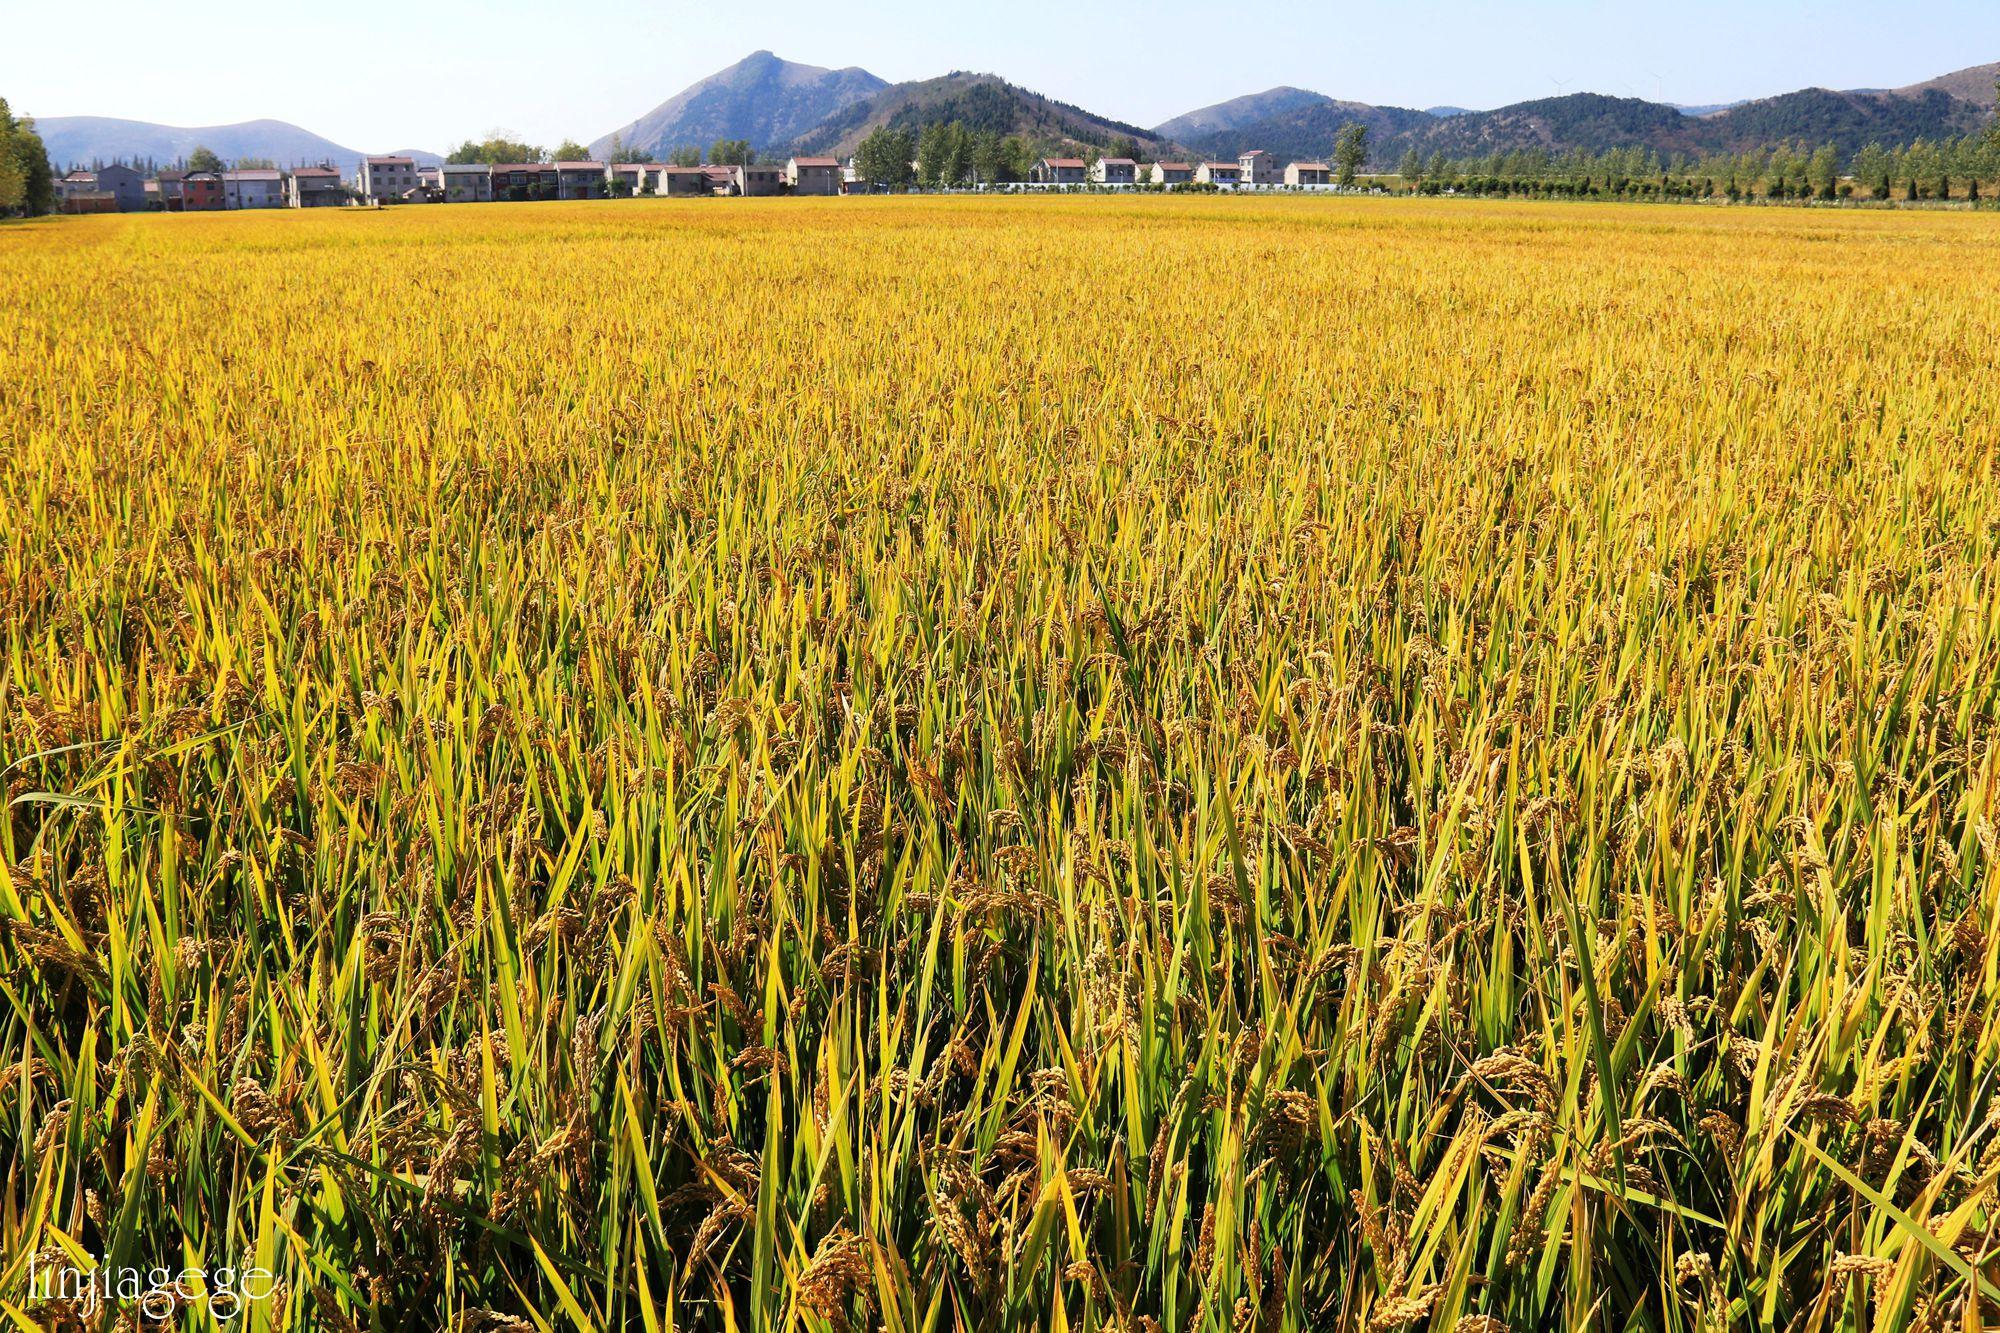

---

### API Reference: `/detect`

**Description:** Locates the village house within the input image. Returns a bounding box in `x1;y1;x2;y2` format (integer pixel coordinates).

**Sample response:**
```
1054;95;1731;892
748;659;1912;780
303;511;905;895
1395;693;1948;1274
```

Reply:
1091;157;1137;185
734;163;783;196
1237;150;1278;185
222;168;286;209
786;156;841;195
57;172;118;213
606;162;647;195
60;165;146;211
616;164;669;194
1195;161;1242;186
56;169;98;203
441;162;493;202
181;170;224;210
660;165;709;196
1031;157;1086;185
152;169;186;210
1150;161;1193;186
95;163;149;210
491;163;554;200
359;156;419;203
555;161;606;200
701;164;737;195
287;165;346;207
1284;161;1332;186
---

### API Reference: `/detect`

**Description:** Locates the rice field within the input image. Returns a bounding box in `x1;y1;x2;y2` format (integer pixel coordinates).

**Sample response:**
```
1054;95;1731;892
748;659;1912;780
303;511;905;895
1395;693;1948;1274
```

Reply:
4;194;2000;1331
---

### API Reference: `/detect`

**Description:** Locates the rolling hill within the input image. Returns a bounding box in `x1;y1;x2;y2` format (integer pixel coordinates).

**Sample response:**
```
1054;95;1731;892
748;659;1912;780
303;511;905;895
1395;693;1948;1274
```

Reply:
1170;65;1997;167
33;116;438;169
1152;87;1330;141
783;72;1177;159
1892;61;2000;107
591;51;886;158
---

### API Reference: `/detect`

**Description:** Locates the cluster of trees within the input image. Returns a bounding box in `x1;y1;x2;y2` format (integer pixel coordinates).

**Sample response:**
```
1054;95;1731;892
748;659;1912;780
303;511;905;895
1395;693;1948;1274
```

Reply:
0;98;55;217
854;122;1015;188
608;138;757;168
851;122;1152;188
447;135;595;165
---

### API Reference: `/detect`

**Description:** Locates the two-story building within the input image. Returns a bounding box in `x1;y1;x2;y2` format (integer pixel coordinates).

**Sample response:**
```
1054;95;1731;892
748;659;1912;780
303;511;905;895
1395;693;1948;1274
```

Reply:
152;170;187;210
222;168;286;209
606;162;647;195
181;171;225;210
359;156;419;203
1195;161;1242;186
1150;161;1193;186
1237;150;1279;186
734;163;783;196
785;157;841;195
660;165;709;196
555;161;606;200
1284;161;1331;187
441;162;493;202
57;172;118;213
1091;157;1137;185
94;163;149;210
287;165;347;207
1031;157;1087;186
492;163;554;200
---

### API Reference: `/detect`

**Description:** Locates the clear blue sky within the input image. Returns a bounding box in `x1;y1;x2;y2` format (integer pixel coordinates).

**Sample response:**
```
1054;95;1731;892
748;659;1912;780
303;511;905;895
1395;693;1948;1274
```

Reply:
6;0;1996;151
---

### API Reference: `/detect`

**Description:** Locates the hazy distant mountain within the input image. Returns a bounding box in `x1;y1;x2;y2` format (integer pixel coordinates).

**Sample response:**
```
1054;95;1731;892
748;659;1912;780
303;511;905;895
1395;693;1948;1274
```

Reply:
1152;87;1328;140
785;71;1176;159
1425;106;1476;118
592;51;886;158
34;115;439;169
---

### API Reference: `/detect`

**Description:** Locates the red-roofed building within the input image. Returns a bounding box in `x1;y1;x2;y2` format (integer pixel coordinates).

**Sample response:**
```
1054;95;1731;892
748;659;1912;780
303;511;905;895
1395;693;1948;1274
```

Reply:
1090;156;1137;185
1284;161;1331;187
1195;161;1242;186
785;156;840;195
1150;161;1193;186
1032;157;1086;185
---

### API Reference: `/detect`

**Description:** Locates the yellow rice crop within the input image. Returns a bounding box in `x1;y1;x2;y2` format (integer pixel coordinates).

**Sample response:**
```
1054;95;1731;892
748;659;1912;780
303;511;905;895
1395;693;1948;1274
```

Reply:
4;195;2000;1330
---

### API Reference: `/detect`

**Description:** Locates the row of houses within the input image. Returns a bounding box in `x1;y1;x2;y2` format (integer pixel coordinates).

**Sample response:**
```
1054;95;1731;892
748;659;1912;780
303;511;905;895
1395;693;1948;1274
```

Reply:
58;154;844;211
56;146;1327;213
1029;150;1331;187
57;163;346;211
434;158;818;201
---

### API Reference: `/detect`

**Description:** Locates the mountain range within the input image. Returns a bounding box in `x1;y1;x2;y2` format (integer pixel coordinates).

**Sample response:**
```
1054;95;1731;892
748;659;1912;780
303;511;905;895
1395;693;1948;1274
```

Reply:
1159;63;1999;165
611;54;1999;166
33;115;440;170
31;56;1998;172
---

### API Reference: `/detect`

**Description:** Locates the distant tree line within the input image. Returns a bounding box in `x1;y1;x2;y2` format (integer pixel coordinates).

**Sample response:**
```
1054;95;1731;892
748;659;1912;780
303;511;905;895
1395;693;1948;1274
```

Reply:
447;135;596;165
1383;131;2000;202
1;97;55;217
